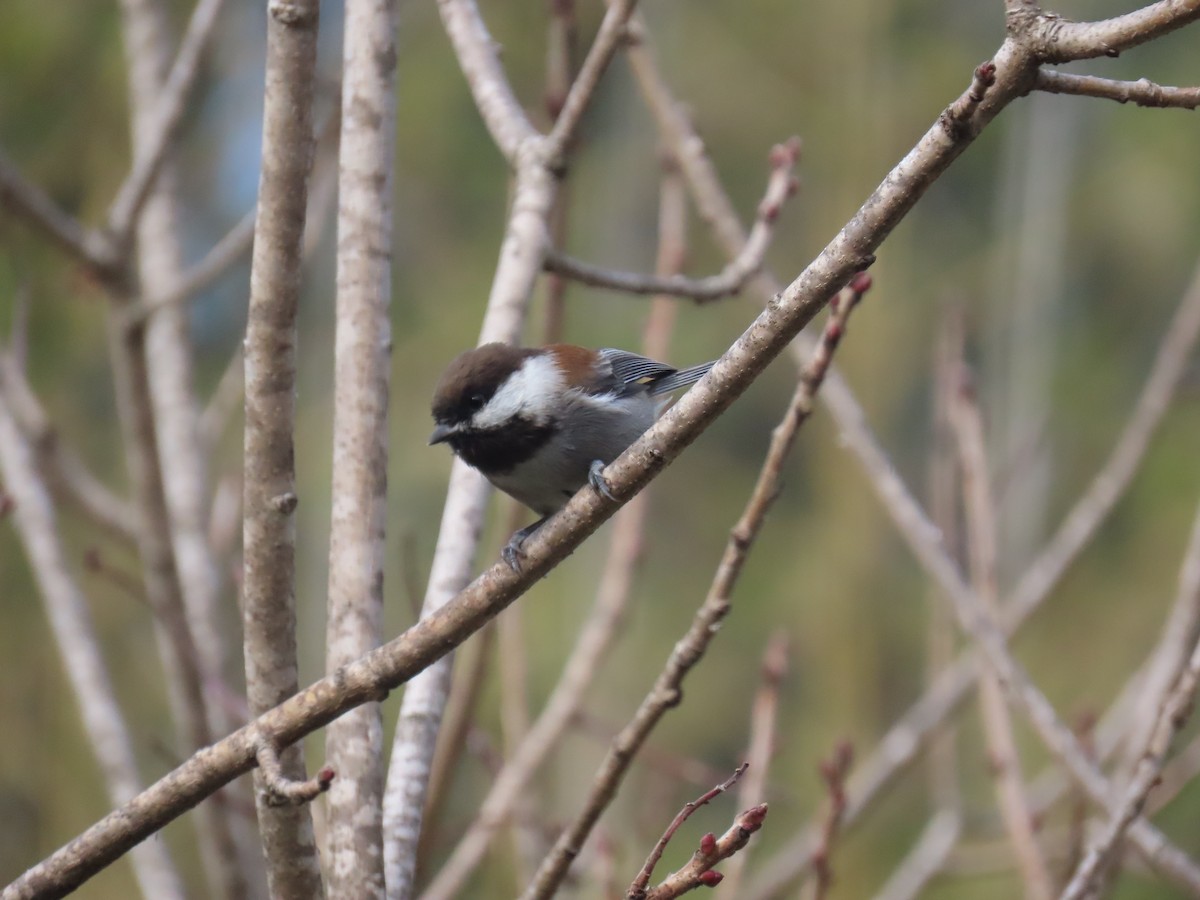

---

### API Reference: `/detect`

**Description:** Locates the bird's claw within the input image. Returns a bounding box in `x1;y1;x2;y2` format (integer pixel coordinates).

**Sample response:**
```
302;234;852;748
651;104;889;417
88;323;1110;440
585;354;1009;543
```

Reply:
589;460;616;502
501;538;526;572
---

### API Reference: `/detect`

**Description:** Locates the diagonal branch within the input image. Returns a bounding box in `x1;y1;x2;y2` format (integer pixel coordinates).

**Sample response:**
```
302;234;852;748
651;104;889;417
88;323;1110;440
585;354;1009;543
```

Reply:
543;0;638;162
105;0;226;245
1031;0;1200;63
0;389;185;900
542;140;799;302
435;0;538;164
1060;500;1200;898
522;275;871;900
0;151;119;277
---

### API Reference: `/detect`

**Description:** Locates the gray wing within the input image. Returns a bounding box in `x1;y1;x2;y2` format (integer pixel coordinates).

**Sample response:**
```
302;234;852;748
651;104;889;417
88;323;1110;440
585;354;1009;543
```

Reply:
597;348;678;392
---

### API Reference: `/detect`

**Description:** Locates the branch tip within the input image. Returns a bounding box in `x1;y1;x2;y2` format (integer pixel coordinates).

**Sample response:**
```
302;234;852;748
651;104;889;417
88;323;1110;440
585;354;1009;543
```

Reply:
255;740;334;806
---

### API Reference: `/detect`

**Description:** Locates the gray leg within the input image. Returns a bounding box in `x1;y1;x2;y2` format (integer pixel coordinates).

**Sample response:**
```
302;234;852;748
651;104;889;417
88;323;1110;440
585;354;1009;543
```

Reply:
502;515;548;571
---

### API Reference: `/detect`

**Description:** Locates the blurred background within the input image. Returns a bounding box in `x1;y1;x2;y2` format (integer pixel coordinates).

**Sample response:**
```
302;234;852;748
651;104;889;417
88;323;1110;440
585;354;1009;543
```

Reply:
2;0;1199;897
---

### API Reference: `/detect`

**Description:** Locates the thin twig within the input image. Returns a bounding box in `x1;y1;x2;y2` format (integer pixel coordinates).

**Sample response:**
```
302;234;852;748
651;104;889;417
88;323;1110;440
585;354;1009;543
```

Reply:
254;740;335;806
950;360;1053;899
1060;500;1200;898
742;144;1200;900
871;809;962;900
717;632;788;899
544;0;640;163
643;803;769;900
105;0;227;245
0;150;119;277
1034;69;1200;108
0;389;185;898
416;623;496;868
543;140;800;303
0;350;139;543
807;742;854;900
628;764;749;899
124;207;256;326
925;311;963;817
522;275;871;900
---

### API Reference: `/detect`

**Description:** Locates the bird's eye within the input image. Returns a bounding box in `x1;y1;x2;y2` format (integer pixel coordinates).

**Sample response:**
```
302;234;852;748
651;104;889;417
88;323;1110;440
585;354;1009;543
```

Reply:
467;393;486;412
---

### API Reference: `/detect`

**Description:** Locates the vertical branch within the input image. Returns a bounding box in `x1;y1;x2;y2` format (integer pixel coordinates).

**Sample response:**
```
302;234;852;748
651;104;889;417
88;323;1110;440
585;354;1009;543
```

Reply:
949;361;1053;900
116;5;252;891
119;0;230;712
719;632;788;899
925;312;963;817
540;0;579;343
107;318;246;900
0;389;185;900
418;163;687;900
242;0;324;895
384;0;641;886
323;0;399;895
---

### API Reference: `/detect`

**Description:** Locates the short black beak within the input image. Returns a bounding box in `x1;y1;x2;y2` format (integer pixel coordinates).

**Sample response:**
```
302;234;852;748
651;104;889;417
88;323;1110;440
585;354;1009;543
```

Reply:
429;423;454;445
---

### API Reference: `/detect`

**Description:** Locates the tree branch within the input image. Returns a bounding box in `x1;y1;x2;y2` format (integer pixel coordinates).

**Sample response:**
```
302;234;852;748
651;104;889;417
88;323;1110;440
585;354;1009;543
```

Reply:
323;0;398;894
542;140;799;302
240;0;324;894
1035;69;1200;108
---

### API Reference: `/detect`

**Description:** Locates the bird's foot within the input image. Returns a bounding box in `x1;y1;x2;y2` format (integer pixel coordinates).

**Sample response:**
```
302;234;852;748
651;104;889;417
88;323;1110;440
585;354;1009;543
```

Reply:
588;460;617;502
501;517;547;572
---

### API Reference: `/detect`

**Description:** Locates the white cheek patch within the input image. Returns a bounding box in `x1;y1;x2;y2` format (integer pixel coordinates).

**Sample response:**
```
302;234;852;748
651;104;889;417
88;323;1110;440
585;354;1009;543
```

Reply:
472;353;564;429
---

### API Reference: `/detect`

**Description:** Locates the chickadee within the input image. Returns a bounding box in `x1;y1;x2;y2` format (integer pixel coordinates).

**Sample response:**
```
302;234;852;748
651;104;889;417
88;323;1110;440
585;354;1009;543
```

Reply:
430;343;714;569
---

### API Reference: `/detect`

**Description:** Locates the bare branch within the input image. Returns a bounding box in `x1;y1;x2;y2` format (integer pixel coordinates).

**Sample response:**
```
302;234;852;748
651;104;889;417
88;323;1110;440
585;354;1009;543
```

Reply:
1035;69;1200;108
123;207;256;326
523;276;871;900
809;742;854;900
255;740;335;806
1030;0;1200;64
0;390;185;899
435;0;538;164
0;151;118;276
543;140;800;303
1060;500;1200;898
14;30;1189;896
0;352;139;543
629;764;749;899
240;0;324;893
746;259;1200;898
717;633;788;899
106;0;226;244
950;363;1053;899
642;801;769;900
872;810;962;900
544;0;640;162
322;0;398;893
117;0;258;886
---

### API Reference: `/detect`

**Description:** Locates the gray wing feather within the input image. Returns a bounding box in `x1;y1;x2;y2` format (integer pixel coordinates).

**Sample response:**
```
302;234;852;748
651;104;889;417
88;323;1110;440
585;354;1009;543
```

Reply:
598;348;678;387
597;348;713;396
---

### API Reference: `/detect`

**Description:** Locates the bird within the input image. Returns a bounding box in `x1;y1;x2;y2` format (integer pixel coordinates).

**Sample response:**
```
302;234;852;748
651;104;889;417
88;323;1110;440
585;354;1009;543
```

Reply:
430;342;714;569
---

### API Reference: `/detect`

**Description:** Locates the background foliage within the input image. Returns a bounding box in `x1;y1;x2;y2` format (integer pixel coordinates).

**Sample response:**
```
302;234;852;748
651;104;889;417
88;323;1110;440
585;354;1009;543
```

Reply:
2;0;1198;896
